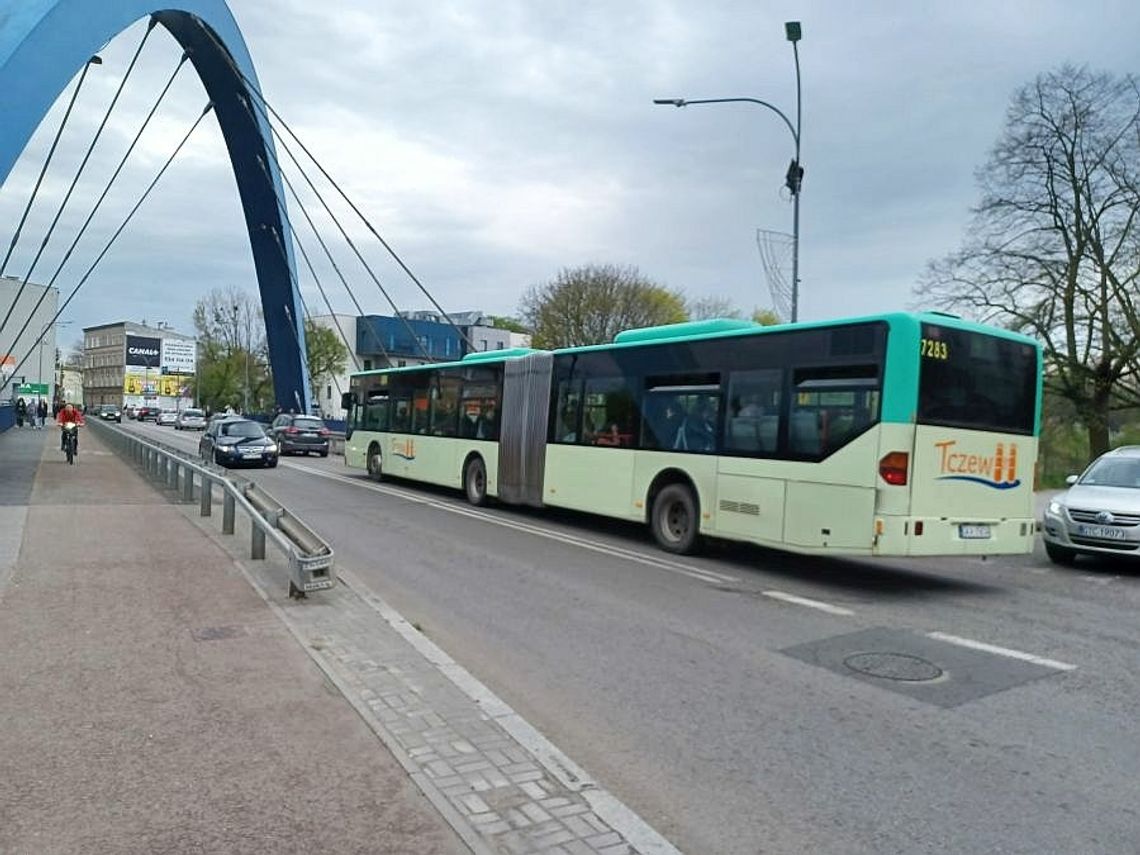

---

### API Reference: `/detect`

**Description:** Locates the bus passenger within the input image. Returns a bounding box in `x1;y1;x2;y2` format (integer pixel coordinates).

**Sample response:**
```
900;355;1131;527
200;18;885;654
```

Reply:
595;423;622;446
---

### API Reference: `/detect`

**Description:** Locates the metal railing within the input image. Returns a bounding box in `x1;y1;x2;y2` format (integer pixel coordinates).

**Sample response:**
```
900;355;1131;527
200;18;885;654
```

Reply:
89;419;335;597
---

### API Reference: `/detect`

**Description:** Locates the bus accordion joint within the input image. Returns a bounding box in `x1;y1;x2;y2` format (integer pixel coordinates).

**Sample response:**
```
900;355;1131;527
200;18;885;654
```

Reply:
879;451;909;486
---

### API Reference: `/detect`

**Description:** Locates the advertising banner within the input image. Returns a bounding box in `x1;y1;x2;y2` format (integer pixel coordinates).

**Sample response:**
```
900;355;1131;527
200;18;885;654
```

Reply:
161;338;196;374
125;335;161;367
123;369;192;397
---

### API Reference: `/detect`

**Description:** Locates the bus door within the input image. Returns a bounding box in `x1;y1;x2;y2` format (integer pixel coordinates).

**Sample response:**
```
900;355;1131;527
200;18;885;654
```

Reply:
715;368;786;544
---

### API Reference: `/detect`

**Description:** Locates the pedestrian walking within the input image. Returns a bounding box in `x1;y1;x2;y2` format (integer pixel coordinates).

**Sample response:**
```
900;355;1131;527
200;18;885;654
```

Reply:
36;398;48;429
15;397;26;428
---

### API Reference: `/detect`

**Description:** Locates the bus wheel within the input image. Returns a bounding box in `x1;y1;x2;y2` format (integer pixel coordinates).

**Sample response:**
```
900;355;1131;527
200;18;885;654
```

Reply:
367;444;383;482
464;457;487;506
1044;541;1076;565
651;483;699;554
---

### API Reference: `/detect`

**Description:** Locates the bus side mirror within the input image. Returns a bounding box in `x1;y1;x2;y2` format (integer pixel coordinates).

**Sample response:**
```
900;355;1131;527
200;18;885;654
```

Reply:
341;391;357;411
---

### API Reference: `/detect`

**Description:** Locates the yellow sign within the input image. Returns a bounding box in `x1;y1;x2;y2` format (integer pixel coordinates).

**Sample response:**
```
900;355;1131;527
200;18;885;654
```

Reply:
123;373;193;396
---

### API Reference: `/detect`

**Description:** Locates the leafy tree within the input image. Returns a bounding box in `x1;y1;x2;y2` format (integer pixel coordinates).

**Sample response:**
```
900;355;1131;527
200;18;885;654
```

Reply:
519;264;688;348
921;66;1140;458
304;319;348;391
751;308;781;326
487;315;530;334
192;286;270;414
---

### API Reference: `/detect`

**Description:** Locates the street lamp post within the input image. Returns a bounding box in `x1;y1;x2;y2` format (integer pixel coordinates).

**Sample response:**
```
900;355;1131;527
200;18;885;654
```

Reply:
655;20;804;322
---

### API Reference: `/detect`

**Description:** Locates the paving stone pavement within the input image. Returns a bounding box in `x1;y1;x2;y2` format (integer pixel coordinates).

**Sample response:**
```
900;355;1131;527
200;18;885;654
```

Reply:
231;548;680;855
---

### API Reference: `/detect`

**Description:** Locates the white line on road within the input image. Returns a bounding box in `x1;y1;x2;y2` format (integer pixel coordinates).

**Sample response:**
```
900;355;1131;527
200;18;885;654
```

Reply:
926;631;1077;671
285;462;741;585
761;590;855;616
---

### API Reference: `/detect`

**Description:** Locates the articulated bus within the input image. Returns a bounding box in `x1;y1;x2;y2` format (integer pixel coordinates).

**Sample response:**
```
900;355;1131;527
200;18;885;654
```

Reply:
341;313;1042;557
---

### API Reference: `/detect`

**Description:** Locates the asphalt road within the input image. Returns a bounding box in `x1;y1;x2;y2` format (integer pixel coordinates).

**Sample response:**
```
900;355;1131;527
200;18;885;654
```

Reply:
121;419;1140;855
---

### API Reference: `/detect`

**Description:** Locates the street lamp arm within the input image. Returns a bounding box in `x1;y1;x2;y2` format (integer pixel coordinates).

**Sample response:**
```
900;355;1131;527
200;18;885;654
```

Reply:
653;97;798;147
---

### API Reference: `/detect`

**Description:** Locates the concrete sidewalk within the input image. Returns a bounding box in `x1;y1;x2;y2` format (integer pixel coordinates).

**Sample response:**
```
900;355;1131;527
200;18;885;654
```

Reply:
0;426;468;854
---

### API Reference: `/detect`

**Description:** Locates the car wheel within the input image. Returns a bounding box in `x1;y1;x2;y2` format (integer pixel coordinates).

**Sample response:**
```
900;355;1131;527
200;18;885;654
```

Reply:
650;483;700;554
1044;541;1077;565
266;458;278;469
464;456;488;506
320;450;329;458
214;449;228;468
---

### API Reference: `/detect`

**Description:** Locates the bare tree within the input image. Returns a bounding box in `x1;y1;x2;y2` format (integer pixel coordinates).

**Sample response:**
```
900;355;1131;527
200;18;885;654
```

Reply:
921;66;1140;457
688;296;742;320
519;264;688;349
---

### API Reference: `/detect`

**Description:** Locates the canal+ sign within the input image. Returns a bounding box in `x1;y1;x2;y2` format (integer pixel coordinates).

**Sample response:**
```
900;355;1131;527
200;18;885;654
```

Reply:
125;335;161;367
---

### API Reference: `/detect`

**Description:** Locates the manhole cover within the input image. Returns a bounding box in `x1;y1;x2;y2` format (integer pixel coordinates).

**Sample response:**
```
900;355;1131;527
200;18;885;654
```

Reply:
843;652;942;682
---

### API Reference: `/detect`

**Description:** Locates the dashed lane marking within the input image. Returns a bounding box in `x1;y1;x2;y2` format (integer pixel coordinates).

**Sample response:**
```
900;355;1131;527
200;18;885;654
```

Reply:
761;590;856;616
926;631;1077;671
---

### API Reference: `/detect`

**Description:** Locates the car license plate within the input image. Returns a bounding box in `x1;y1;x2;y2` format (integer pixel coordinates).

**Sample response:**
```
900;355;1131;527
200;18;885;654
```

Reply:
242;452;262;460
959;524;991;540
1077;524;1125;540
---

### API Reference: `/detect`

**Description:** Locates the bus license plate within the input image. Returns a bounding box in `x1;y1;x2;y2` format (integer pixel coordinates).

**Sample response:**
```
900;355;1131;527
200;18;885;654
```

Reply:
1077;524;1125;540
959;524;991;540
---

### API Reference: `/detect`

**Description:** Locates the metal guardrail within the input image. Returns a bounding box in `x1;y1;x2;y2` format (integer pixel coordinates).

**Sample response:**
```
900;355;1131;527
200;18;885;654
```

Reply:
89;420;335;597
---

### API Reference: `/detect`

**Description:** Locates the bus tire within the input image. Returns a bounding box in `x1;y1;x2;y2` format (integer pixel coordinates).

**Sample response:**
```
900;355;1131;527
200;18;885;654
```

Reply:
651;483;699;554
1044;541;1076;565
367;443;383;482
464;456;488;506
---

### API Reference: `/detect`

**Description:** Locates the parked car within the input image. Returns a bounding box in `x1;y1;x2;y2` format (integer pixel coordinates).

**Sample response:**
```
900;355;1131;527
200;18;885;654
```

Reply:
96;404;122;423
174;408;207;430
156;409;178;426
199;418;279;468
269;413;330;457
1041;445;1140;564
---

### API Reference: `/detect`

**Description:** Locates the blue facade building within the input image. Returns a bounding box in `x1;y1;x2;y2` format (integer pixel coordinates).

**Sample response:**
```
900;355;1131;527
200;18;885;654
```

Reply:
356;315;464;366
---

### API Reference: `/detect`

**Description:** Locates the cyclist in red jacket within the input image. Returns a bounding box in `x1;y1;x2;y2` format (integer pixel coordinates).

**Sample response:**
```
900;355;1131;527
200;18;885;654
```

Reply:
56;402;85;452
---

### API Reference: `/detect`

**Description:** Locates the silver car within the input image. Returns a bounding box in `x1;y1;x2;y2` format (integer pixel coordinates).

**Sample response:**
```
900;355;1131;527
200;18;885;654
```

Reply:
1041;446;1140;564
175;407;207;430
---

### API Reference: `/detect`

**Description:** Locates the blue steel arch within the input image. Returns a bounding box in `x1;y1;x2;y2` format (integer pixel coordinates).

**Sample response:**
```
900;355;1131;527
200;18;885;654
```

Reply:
0;0;311;412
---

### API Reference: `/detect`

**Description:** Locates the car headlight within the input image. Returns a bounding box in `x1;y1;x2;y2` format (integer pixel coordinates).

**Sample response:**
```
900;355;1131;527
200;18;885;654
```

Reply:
1048;501;1063;516
266;443;278;452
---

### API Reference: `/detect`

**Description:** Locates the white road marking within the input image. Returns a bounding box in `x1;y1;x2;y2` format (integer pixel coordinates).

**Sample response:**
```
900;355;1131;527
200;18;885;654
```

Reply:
761;590;855;616
926;631;1077;671
283;461;740;585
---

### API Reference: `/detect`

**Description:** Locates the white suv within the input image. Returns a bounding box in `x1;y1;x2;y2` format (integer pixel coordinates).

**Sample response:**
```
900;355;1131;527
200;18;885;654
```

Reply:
1041;446;1140;564
156;409;178;426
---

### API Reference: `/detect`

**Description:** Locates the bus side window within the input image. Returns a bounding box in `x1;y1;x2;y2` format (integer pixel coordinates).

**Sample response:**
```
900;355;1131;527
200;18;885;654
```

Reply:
391;397;411;433
583;377;636;447
725;369;782;454
364;394;389;431
554;380;583;443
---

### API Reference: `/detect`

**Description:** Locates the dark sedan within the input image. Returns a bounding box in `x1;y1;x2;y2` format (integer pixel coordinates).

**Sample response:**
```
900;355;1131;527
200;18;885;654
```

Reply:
269;413;330;457
199;418;279;468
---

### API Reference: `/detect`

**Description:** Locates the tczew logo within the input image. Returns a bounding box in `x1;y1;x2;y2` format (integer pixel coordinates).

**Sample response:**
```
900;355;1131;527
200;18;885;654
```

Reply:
934;440;1020;490
391;437;416;461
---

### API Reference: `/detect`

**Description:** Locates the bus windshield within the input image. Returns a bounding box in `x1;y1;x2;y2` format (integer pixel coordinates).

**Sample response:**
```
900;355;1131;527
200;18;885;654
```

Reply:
917;323;1037;435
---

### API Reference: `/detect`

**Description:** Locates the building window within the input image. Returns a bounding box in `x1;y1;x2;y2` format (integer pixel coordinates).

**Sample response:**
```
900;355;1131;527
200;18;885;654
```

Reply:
326;384;332;400
363;359;373;371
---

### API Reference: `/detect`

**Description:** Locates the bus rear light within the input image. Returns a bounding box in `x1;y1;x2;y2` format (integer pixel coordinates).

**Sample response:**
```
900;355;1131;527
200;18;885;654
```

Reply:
879;451;909;485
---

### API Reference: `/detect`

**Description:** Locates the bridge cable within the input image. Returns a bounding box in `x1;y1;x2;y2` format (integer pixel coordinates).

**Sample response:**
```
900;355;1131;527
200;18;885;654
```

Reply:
0;52;190;396
0;54;102;279
199;23;476;351
238;93;433;362
0;19;158;343
255;151;390;368
236;94;433;361
0;103;214;399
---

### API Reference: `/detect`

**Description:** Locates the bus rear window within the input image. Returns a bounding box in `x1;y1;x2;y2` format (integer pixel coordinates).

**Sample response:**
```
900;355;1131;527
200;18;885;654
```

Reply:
917;324;1037;435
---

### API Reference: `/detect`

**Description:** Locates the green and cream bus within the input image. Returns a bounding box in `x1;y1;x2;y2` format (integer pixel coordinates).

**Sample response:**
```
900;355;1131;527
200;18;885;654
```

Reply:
342;312;1041;557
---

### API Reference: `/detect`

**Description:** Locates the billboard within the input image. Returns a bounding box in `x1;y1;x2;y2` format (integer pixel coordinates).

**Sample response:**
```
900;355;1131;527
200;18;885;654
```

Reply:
161;338;196;374
125;335;161;367
123;370;192;397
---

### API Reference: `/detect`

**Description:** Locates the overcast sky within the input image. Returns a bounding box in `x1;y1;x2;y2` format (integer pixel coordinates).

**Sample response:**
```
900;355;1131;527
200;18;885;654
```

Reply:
2;0;1139;349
